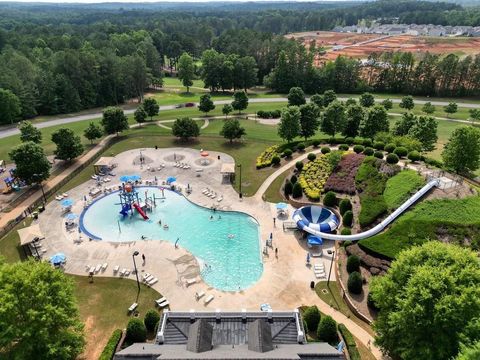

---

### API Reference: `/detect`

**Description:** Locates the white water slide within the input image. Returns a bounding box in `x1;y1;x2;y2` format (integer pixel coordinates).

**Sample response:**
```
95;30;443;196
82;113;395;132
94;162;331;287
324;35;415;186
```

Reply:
299;178;440;241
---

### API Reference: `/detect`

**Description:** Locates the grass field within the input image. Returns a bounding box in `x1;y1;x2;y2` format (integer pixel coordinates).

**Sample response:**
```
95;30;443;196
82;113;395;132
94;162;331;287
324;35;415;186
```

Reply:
264;168;291;203
383;170;425;210
359;196;480;259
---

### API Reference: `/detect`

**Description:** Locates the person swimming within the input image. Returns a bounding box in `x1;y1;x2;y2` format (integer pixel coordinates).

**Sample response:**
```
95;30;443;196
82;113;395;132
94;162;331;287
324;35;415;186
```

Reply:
228;234;235;239
158;219;162;225
141;235;146;239
175;238;179;248
210;215;214;220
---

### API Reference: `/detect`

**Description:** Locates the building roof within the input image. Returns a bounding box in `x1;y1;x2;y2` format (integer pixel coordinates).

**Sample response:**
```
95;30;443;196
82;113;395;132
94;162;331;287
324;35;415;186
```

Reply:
18;224;44;246
186;319;213;353
220;163;235;174
248;319;274;353
94;156;114;167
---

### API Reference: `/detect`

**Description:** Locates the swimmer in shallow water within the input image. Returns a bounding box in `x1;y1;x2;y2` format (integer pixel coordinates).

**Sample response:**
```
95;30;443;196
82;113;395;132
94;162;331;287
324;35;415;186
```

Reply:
210;215;214;220
218;215;221;220
141;235;146;240
158;219;162;225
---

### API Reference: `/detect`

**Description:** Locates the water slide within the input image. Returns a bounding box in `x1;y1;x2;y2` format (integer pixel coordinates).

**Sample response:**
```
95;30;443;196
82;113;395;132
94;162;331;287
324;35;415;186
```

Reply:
133;203;149;220
119;204;131;217
296;179;439;241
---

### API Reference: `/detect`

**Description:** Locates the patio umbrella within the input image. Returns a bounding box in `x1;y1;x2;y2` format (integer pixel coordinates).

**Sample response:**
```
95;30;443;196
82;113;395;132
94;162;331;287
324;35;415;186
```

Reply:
166;176;176;183
50;253;66;265
61;199;73;207
200;151;209;157
66;213;77;221
119;175;131;182
307;234;323;246
276;202;288;210
130;175;141;181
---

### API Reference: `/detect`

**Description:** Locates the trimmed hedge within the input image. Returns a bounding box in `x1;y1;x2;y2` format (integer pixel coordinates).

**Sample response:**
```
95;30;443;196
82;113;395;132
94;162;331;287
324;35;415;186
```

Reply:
407;150;421;162
338;144;349;151
373;141;385;150
303;306;321;333
347;271;363;294
292;182;303;198
283;148;293;157
144;309;160;332
284;180;293;197
321;146;331;154
373;151;384;159
271;155;281;165
317;315;338;345
257;109;281;119
339;198;352;215
362;138;373;147
393;146;408;158
342;210;353;227
323;191;337;207
126;318;147;344
291;175;298;184
384;143;396;153
345;137;354;145
338;324;361;360
386;153;399;164
99;329;122;360
256;145;280;168
307;153;317;161
363;147;374;156
297;142;306;151
346;255;360;273
295;161;304;171
341;228;352;235
353;145;364;154
312;139;321;147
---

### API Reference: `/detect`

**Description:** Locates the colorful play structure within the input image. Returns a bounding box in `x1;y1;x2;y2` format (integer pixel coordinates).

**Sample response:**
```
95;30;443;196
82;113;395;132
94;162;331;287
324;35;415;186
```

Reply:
118;183;150;220
2;169;25;194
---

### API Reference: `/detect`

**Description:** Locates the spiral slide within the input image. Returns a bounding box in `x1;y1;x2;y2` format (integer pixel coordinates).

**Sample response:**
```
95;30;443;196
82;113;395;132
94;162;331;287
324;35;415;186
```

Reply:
133;203;149;220
295;179;439;241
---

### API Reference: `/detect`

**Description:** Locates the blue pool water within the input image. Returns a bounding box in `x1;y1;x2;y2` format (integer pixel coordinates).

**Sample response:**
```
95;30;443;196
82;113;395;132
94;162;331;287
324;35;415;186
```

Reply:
80;187;263;291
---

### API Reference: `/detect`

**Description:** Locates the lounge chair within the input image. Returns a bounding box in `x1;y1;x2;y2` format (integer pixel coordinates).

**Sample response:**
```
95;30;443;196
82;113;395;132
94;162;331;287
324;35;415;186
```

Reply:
125;269;131;276
204;294;214;305
142;273;152;282
95;264;102;273
315;273;326;279
128;303;138;313
158;300;169;308
85;265;91;272
147;277;158;286
119;268;126;276
101;263;108;271
144;275;154;283
185;278;197;287
195;291;205;301
55;195;63;201
217;196;223;202
113;265;119;274
155;297;167;306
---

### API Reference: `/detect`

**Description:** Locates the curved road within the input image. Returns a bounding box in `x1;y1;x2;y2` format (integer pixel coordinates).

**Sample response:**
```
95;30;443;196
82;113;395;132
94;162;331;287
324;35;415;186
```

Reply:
1;96;479;139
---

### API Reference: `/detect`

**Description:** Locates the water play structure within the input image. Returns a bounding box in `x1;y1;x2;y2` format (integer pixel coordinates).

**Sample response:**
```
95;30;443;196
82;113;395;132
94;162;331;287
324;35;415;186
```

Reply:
294;178;440;241
118;183;151;220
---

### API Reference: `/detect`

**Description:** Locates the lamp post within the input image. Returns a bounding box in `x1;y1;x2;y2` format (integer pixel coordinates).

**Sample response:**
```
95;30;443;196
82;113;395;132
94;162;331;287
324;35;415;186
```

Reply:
327;249;335;285
33;173;47;204
132;251;141;302
237;164;242;199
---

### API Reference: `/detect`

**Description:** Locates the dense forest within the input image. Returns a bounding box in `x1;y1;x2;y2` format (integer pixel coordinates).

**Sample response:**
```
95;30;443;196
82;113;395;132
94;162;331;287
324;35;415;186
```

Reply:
0;1;480;123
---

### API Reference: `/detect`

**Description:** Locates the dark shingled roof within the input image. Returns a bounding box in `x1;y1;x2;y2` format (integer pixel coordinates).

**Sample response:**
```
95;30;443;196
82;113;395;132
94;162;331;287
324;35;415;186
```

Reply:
248;319;274;353
186;319;213;353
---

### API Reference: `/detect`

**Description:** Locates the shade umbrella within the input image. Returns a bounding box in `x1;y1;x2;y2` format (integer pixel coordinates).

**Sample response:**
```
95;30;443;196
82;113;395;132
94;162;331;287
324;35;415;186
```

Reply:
200;151;209;157
66;213;77;221
50;253;66;265
276;202;288;210
166;176;176;183
130;175;141;181
307;234;323;246
119;175;131;182
61;199;73;207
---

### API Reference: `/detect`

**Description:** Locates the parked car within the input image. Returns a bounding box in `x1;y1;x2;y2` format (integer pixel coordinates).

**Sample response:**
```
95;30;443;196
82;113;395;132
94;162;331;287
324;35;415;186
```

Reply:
185;102;195;107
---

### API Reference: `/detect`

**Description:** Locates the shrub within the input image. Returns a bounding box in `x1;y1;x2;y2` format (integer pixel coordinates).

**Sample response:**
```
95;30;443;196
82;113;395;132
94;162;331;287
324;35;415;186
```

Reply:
338;144;349;151
284;180;293;197
363;147;374;156
367;292;379;311
271;155;281;165
323;191;337;207
283;148;293;157
353;145;364;154
341;228;352;235
307;153;316;161
394;146;408;158
272;109;281;118
144;309;160;332
407;150;421;162
126;318;147;344
338;324;361;360
362;138;373;147
312;139;321;148
292;182;303;198
303;306;321;332
386;153;399;164
343;210;353;227
339;198;352;215
347;271;363;294
297;143;306;151
321;146;331;154
346;255;361;273
373;151;384;159
256;145;280;168
384;143;396;153
99;329;122;360
324;153;365;195
373;141;385;150
295;161;304;171
316;316;338;345
343;240;353;248
345;137;354;145
290;175;298;184
299;156;333;200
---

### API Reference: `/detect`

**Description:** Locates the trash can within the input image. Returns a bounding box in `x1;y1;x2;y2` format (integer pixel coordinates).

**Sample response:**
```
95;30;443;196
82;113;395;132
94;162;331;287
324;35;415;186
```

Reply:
310;281;315;289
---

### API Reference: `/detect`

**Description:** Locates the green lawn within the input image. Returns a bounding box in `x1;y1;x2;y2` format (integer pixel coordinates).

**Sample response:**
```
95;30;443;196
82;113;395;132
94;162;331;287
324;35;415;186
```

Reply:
383;170;425;210
72;275;162;359
359;196;480;259
264;168;291;203
0;217;32;263
389;103;474;121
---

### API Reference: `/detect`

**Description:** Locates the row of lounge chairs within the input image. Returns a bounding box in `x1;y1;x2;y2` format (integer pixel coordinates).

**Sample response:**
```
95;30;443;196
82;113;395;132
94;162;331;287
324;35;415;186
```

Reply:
86;263;108;274
313;262;326;279
175;162;190;169
195;291;215;305
142;272;159;286
201;188;223;202
55;193;69;201
146;164;166;172
155;296;170;309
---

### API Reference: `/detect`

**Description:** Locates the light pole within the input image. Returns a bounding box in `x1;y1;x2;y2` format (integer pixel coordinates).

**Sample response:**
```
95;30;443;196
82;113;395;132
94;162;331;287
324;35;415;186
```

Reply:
327;249;335;285
237;164;242;199
132;251;141;302
33;174;47;204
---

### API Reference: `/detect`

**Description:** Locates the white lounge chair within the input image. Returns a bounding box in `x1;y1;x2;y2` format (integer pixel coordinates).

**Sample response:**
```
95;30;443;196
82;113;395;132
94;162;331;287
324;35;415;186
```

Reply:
85;265;91;272
125;269;131;276
55;195;63;201
195;291;205;301
113;265;119;274
155;297;167;306
315;273;326;279
158;300;169;308
95;264;102;273
142;273;152;282
119;268;126;276
217;196;223;202
144;275;154;283
101;263;108;271
185;278;197;287
128;303;138;313
204;294;214;305
147;277;158;286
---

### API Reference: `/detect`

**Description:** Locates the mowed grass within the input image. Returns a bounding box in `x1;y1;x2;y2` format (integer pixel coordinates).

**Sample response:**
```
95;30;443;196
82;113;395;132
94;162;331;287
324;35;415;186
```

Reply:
359;196;480;259
72;275;162;359
383;170;425;210
389;103;474;121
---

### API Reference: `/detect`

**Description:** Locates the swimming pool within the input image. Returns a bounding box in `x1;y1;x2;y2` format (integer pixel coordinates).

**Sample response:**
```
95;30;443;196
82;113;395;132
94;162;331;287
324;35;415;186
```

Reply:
80;187;263;291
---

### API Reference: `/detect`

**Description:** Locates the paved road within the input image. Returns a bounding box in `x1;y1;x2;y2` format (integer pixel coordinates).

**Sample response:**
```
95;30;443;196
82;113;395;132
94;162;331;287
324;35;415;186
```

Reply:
1;96;479;139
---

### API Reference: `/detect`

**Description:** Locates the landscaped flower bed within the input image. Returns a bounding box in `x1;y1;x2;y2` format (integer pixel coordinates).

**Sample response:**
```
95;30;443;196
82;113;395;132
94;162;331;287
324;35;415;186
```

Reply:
256;145;280;168
298;155;333;200
324;153;365;195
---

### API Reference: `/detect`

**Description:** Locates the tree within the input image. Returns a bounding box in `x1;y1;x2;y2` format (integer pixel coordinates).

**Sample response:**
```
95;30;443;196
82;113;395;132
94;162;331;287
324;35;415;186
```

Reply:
144;309;160;332
394;112;417;136
442;127;480;174
19;121;42;143
299;103;320;141
177;52;195;93
370;242;480;360
9;142;51;184
84;122;103;144
456;342;480;360
287;87;306;107
126;318;147;343
51;128;84;161
342;104;364;138
292;182;302;198
360;105;389;139
359;92;375;107
348;271;363;294
469;109;480;124
408;116;438;152
143;98;159;121
101;107;129;136
278;106;300;143
0;260;85;359
198;93;215;115
399;95;415;111
231;91;249;114
220;119;246;143
346;255;360;273
222;104;233;119
422;102;436;114
382;98;393;110
0;88;21;125
172;117;200;141
323;90;337;107
321;100;346;138
310;94;324;108
444;102;458;118
303;306;321;333
316;316;338;345
134;106;147;127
